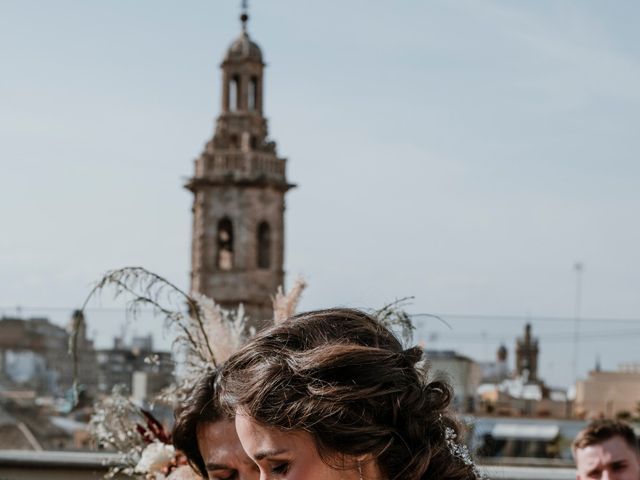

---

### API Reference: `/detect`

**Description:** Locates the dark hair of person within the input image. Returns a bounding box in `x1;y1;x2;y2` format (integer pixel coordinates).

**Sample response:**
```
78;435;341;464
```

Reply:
219;308;479;480
172;369;225;478
572;419;639;456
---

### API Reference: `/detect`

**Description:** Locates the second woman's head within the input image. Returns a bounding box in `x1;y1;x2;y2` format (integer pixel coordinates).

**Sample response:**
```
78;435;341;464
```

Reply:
219;308;478;480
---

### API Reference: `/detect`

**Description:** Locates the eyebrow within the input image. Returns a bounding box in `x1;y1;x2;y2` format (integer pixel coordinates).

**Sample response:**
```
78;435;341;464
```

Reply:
586;460;628;476
254;448;289;461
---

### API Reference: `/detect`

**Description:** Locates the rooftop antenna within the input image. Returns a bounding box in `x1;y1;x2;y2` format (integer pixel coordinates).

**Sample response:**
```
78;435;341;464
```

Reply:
572;262;584;383
240;0;249;32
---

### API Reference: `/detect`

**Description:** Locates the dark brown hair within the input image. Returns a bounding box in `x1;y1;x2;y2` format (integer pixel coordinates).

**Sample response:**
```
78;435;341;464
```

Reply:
572;419;639;457
172;369;225;478
220;308;479;480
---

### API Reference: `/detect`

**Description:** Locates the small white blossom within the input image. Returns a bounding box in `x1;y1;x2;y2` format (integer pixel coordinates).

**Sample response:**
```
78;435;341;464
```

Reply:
135;442;176;474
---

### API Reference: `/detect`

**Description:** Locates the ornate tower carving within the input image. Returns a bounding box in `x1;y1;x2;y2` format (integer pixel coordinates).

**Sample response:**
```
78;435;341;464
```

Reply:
186;9;293;328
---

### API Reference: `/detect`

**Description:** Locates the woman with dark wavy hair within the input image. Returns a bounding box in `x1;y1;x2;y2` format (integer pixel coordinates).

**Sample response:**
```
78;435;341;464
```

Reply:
219;308;480;480
172;369;258;480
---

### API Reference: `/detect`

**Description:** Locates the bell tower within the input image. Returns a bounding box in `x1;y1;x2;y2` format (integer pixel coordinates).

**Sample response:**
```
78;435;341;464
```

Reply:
186;6;293;328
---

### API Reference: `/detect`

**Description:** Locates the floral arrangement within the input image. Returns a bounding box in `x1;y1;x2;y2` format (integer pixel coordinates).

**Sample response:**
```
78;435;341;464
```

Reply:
76;267;306;479
76;267;449;479
89;385;191;479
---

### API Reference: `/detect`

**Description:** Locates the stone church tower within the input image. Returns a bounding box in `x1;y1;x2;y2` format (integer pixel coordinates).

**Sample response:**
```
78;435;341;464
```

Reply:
186;10;293;328
515;323;539;382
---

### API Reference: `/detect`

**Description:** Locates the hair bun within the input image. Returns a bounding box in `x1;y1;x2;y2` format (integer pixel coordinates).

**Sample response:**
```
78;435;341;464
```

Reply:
401;346;423;366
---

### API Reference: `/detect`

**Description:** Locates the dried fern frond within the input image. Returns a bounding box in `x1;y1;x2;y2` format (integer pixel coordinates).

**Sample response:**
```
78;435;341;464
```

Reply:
373;297;450;346
373;297;417;346
80;266;216;365
75;266;255;401
272;276;307;324
67;309;84;406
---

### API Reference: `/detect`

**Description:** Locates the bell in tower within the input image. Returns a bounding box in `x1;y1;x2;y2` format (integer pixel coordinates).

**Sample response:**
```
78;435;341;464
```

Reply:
186;6;294;330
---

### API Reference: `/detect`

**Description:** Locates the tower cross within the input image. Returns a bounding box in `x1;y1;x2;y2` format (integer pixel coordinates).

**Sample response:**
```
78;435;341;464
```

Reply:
240;0;249;31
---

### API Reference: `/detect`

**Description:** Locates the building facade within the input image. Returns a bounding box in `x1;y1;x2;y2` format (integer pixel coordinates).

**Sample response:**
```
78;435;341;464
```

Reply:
0;316;97;396
186;11;293;329
95;335;173;399
574;365;640;419
424;349;482;413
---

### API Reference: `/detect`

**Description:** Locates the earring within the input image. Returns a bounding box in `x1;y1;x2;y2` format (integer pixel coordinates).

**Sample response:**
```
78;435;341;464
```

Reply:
357;461;364;480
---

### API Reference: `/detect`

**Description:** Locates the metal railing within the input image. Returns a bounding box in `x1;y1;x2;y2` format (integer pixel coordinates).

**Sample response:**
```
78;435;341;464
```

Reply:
0;450;575;480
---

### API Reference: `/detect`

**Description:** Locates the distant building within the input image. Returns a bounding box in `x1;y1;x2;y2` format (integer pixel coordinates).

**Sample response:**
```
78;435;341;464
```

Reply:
0;316;97;396
480;344;510;383
424;349;482;413
574;363;640;419
478;377;569;418
477;324;570;418
96;335;173;399
186;9;294;330
516;323;539;382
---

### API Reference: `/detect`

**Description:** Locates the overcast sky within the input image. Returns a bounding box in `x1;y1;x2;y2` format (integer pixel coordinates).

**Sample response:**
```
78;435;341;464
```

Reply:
2;1;640;388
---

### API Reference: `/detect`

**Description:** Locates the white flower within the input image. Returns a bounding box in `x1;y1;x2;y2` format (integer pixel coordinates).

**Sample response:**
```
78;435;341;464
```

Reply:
135;442;176;474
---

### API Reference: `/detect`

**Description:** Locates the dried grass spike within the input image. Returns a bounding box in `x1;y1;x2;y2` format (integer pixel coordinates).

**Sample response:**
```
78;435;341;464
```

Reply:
272;276;307;324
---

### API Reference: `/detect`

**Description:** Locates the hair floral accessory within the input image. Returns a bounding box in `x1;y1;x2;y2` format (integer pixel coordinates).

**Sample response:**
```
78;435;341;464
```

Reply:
445;426;484;479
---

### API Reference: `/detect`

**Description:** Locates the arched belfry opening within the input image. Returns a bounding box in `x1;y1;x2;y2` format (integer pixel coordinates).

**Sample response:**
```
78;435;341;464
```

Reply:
257;221;271;269
216;218;234;271
248;76;259;111
186;5;294;328
228;75;241;112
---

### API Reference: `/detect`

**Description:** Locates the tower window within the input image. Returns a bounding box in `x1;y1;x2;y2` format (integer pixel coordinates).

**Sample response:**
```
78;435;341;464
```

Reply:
229;75;241;112
248;76;258;111
216;217;234;271
257;221;271;269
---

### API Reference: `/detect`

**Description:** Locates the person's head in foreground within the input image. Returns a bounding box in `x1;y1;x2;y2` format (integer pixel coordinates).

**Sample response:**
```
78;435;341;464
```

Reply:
172;369;258;480
572;419;640;480
220;308;480;480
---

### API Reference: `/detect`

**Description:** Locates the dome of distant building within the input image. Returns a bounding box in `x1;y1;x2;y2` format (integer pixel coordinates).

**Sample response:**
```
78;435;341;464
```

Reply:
497;344;508;362
224;32;263;64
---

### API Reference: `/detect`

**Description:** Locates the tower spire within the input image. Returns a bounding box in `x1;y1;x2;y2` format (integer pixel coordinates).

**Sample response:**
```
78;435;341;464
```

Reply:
240;0;249;32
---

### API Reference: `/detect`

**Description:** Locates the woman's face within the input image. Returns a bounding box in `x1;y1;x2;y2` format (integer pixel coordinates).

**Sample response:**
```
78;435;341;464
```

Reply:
196;419;260;480
234;413;366;480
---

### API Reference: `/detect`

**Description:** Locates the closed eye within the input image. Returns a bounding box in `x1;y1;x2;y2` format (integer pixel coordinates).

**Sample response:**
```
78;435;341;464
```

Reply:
611;461;628;471
209;470;237;480
270;462;290;475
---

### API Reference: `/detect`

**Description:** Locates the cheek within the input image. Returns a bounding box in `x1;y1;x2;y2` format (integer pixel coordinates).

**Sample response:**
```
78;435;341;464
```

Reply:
289;450;341;480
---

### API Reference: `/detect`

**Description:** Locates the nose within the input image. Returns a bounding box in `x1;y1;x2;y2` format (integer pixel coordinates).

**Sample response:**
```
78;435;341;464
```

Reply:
601;469;617;480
